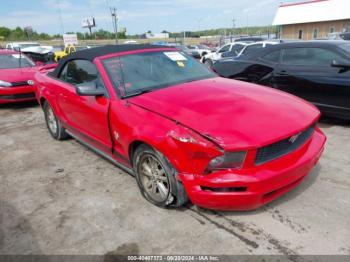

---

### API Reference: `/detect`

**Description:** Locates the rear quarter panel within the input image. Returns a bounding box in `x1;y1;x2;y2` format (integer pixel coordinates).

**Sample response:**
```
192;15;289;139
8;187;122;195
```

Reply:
35;71;60;112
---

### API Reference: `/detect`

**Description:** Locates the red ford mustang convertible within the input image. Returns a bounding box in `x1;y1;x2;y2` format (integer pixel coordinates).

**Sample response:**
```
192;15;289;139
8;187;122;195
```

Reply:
35;45;326;210
0;50;40;104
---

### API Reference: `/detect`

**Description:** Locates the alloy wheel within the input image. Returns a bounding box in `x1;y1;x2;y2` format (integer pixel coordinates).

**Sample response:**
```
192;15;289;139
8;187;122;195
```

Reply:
138;154;170;203
47;106;58;134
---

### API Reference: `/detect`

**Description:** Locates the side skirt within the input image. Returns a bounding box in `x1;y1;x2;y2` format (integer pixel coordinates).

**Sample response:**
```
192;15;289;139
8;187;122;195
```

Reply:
65;130;135;176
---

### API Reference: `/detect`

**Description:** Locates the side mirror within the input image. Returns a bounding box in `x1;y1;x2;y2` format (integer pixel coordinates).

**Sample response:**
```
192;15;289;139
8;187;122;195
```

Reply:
331;60;350;69
76;83;105;97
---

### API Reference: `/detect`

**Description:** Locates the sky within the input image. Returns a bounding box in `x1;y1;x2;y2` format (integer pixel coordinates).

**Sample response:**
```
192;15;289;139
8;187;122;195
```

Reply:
0;0;298;35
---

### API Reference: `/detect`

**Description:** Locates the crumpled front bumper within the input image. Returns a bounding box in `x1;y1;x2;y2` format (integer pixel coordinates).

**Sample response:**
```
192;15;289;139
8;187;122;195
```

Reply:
178;127;326;211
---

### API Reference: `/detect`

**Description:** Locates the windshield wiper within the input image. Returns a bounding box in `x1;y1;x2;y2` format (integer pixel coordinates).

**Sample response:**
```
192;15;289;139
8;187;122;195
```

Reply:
122;89;153;99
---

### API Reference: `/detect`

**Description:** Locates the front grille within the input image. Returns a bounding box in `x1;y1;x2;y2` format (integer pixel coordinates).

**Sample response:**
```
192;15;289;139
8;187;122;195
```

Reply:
11;81;30;87
0;93;36;100
255;126;315;165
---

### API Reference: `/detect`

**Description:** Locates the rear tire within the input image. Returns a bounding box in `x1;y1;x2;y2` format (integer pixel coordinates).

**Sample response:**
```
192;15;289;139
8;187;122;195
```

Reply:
133;144;188;208
43;102;69;140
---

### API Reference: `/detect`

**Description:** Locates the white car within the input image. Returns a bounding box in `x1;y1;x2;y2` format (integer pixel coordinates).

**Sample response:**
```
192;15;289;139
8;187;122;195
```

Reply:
187;45;213;58
200;42;248;66
124;40;139;44
6;42;53;54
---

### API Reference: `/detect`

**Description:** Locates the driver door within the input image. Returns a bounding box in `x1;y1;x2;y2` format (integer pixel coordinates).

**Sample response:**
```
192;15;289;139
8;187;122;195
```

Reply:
57;59;112;153
272;47;350;110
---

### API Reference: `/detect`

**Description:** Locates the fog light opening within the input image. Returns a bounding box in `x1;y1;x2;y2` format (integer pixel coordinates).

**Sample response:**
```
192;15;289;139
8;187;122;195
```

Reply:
201;186;247;192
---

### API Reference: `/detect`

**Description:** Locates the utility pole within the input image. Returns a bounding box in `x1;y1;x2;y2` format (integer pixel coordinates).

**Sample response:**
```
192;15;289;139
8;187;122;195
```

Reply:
232;18;235;34
183;31;186;45
110;7;118;44
57;0;65;36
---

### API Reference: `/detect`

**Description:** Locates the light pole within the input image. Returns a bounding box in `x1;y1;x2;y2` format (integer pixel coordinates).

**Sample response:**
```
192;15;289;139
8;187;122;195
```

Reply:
197;18;203;35
110;7;118;44
232;18;235;35
56;0;65;36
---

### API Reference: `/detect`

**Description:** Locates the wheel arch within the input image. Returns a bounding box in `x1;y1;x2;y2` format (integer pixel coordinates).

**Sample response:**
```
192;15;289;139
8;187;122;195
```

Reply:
127;137;180;171
128;140;147;164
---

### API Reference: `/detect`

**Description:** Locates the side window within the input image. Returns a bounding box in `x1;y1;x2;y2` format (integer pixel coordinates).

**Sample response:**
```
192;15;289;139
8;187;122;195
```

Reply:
218;45;230;53
281;48;347;66
261;50;281;63
242;44;264;55
231;44;245;55
59;60;103;87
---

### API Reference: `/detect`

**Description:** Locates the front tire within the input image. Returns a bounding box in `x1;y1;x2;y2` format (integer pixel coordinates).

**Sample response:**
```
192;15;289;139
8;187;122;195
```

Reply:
133;144;188;208
43;102;69;140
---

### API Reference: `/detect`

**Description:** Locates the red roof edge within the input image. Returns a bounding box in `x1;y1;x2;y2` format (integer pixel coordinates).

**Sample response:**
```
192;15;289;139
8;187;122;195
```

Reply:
280;0;329;8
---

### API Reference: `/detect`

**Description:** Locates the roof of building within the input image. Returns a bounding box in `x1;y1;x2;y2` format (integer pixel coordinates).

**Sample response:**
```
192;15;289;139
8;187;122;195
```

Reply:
51;44;172;78
273;0;350;26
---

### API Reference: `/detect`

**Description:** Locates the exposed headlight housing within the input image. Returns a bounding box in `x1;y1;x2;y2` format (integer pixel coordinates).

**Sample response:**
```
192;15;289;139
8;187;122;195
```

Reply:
0;80;12;87
206;151;247;171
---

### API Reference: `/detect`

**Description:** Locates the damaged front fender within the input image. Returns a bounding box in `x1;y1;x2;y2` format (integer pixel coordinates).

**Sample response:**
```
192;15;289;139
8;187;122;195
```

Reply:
166;125;223;174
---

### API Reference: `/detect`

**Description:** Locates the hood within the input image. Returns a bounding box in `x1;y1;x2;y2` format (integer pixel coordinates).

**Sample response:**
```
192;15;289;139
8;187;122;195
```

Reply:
0;67;37;83
129;77;320;150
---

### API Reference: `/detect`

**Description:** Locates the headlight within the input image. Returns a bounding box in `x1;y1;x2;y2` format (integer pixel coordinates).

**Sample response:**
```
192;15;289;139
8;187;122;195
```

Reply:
206;151;247;171
0;80;12;87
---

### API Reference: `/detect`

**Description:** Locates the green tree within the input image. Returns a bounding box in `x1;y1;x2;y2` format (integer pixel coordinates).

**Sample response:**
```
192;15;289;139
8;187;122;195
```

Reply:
0;27;11;38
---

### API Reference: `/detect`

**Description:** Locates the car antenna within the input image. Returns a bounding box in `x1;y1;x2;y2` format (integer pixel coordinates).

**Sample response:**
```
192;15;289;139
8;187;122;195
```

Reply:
19;47;22;69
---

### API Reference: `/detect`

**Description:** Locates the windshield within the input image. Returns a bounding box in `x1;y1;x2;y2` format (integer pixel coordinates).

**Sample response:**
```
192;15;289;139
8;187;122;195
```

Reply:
339;43;350;54
0;54;35;69
103;51;216;97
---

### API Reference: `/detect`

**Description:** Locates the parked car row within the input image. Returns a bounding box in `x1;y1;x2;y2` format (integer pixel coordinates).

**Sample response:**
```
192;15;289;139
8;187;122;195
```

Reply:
201;40;286;66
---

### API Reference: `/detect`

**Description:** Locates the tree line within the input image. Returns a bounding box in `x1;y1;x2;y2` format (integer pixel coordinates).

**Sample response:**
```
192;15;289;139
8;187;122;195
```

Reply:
0;25;277;41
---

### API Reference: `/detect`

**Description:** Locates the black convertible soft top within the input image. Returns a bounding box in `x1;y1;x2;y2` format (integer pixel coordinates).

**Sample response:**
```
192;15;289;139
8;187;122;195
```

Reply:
51;44;170;78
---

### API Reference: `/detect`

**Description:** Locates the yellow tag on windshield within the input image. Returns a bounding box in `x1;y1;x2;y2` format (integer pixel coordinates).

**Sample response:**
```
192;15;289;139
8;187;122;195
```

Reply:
177;61;185;67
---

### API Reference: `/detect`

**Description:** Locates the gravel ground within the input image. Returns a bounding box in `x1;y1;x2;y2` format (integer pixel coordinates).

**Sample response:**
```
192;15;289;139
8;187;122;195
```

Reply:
0;102;349;257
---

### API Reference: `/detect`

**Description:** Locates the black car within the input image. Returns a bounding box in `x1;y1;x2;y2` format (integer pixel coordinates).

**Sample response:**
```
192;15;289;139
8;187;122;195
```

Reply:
213;41;350;120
